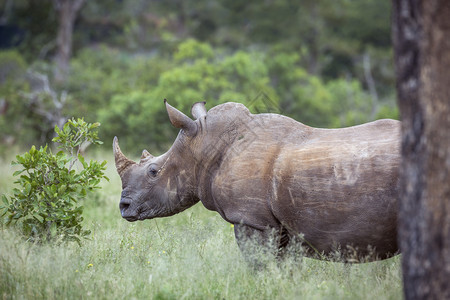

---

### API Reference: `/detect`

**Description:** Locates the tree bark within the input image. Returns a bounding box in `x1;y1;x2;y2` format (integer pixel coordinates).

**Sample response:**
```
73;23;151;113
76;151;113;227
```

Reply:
53;0;85;83
392;0;450;299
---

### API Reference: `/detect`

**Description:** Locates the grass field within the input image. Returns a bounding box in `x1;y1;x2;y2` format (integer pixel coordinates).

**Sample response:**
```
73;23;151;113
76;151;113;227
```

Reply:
0;153;403;299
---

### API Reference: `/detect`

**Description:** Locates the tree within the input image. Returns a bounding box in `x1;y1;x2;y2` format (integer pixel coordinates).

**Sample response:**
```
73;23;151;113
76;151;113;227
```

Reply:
53;0;85;82
392;1;450;299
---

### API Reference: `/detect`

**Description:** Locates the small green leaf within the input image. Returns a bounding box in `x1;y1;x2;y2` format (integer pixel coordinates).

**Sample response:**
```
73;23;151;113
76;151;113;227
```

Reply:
78;154;87;168
58;185;67;194
13;169;24;176
63;122;71;134
24;182;31;194
0;209;8;218
15;155;25;164
57;159;66;169
33;214;44;223
90;122;100;129
2;195;9;206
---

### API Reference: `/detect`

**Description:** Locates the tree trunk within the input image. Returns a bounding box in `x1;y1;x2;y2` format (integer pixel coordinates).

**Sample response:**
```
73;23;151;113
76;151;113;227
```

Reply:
53;0;85;83
392;0;450;299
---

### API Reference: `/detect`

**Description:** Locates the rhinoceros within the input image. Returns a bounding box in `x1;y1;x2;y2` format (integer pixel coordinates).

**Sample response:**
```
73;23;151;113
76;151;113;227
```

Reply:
113;100;400;261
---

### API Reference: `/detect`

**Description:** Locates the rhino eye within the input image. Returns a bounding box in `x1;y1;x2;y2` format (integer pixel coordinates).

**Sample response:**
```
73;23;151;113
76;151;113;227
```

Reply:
148;165;159;177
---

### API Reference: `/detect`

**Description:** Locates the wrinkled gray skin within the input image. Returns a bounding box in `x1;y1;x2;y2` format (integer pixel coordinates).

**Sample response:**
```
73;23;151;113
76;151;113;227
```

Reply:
114;100;400;261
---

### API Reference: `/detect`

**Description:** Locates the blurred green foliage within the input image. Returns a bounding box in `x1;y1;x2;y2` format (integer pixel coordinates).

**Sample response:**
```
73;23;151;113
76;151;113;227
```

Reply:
0;50;31;153
0;0;397;155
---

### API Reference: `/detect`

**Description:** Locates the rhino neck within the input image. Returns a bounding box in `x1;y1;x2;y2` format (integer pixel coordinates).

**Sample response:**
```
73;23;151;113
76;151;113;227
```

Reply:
193;104;255;211
161;145;201;214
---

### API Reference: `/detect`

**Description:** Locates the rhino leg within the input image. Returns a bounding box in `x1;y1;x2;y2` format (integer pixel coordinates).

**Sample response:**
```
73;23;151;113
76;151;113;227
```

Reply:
233;224;291;265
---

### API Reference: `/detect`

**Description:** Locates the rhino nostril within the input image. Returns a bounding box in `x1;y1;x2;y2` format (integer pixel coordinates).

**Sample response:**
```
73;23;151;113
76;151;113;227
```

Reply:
119;199;131;215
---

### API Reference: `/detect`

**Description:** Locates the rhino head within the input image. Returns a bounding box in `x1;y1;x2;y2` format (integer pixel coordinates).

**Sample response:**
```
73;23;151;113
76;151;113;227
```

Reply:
113;100;207;221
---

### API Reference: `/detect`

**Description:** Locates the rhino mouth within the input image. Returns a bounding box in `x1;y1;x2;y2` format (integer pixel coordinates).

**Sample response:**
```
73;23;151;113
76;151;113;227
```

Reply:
121;208;139;222
123;215;139;222
121;202;154;222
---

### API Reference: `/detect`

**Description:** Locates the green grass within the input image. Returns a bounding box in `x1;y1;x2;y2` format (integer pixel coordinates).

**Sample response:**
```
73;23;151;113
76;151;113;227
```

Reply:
0;153;403;299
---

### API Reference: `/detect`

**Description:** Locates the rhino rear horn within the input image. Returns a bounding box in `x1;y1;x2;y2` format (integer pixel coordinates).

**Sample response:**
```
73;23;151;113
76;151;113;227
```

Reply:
140;149;154;163
113;136;136;177
191;101;207;120
141;149;153;160
164;99;197;136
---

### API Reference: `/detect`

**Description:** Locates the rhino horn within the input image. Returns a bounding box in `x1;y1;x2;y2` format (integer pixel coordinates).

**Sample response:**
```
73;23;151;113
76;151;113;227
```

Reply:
164;99;197;136
140;149;153;161
113;136;136;177
191;101;207;120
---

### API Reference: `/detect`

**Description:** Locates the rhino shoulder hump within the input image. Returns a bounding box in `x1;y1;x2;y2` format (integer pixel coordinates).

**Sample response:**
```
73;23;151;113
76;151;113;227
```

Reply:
207;102;251;117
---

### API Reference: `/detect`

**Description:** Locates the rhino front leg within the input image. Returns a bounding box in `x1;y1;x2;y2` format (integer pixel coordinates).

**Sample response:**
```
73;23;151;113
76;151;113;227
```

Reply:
233;224;290;264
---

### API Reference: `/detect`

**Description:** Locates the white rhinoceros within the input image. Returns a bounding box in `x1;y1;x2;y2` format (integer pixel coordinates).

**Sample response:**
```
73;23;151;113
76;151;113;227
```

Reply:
113;100;400;261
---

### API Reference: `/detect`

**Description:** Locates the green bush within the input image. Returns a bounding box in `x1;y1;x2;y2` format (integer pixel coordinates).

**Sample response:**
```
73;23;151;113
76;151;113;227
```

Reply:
0;50;27;83
0;118;108;244
95;40;279;153
266;51;377;128
174;38;214;62
60;41;396;154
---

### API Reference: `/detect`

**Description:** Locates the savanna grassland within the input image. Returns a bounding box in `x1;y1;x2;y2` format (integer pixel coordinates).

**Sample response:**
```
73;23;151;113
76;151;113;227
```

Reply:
0;153;402;300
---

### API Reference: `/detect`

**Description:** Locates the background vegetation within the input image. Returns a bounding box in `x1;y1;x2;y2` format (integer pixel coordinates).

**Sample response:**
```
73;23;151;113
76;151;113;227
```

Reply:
0;0;397;154
0;1;402;298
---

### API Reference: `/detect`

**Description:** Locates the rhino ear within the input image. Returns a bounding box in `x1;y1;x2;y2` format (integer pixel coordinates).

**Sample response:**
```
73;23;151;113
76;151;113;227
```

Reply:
164;99;197;136
191;101;207;120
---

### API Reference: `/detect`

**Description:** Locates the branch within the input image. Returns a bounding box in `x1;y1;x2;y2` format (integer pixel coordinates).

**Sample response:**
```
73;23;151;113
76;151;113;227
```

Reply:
21;71;68;131
363;52;379;119
72;0;86;12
